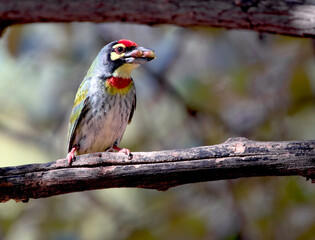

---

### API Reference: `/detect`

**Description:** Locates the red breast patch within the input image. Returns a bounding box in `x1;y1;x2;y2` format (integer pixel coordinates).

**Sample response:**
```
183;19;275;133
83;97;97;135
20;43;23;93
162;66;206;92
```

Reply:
107;77;132;89
118;39;138;48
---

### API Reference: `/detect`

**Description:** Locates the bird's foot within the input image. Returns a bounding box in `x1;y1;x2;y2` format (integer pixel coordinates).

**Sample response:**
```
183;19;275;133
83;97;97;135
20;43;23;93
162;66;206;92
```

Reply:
113;145;132;159
66;147;76;166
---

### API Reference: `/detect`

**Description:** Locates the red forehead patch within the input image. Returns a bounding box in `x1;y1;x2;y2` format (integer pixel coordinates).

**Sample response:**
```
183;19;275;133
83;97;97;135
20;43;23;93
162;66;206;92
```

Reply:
118;39;138;48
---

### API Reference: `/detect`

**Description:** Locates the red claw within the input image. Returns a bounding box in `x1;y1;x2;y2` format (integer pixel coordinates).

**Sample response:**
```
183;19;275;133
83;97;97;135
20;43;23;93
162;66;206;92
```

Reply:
119;148;131;156
67;147;76;166
113;145;132;159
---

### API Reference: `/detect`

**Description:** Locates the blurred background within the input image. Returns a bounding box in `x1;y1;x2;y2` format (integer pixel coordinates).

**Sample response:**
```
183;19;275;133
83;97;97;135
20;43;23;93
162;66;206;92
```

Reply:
0;22;315;240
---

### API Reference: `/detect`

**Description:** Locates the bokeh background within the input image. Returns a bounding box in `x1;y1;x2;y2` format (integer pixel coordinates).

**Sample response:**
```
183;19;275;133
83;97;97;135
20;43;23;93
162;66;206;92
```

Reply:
0;22;315;240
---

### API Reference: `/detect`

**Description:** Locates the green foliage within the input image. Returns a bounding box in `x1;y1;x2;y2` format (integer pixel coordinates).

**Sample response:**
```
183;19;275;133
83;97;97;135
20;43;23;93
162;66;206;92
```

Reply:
290;65;313;103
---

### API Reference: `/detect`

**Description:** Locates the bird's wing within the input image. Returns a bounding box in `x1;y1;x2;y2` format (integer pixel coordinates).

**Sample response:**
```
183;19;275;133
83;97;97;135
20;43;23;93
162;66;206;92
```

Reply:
67;79;91;152
128;93;137;124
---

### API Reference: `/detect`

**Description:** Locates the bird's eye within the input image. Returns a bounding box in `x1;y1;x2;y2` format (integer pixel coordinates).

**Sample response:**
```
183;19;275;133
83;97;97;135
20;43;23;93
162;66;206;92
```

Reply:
115;46;125;54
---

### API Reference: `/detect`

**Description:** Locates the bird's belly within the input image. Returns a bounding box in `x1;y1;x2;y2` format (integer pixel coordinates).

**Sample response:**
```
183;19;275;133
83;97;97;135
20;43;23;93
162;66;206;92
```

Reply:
75;96;131;155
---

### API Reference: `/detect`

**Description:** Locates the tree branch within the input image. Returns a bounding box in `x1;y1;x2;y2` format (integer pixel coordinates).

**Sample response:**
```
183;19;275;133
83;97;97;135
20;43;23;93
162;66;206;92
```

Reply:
1;137;315;203
1;0;315;38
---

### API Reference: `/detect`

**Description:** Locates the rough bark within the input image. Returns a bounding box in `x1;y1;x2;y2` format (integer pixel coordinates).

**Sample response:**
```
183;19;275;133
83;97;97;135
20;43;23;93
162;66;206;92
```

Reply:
0;0;315;38
1;138;314;203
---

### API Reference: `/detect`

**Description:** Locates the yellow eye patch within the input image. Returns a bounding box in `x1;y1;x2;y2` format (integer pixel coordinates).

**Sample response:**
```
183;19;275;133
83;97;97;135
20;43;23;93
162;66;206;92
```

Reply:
110;52;124;61
110;43;126;61
112;43;126;49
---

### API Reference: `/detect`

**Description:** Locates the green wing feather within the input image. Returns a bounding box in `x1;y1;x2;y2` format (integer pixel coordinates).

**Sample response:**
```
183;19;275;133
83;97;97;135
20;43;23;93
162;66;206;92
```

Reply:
67;78;91;152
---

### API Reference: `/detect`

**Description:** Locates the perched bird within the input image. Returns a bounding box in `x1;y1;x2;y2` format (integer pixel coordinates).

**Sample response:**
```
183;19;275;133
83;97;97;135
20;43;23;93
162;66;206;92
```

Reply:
66;39;156;165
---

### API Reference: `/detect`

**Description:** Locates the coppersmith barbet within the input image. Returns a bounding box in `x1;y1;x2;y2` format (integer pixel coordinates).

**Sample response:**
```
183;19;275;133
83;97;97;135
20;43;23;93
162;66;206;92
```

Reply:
66;39;156;164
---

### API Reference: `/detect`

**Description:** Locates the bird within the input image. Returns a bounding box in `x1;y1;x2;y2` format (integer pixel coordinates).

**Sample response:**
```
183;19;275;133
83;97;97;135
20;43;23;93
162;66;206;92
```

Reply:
66;39;156;165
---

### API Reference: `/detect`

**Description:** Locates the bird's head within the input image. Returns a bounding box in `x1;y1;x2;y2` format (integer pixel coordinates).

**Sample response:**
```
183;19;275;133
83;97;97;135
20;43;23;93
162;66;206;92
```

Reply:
89;39;156;79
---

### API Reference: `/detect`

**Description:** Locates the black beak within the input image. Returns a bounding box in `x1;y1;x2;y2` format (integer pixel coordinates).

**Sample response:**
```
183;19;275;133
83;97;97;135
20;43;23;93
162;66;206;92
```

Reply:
124;46;156;64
